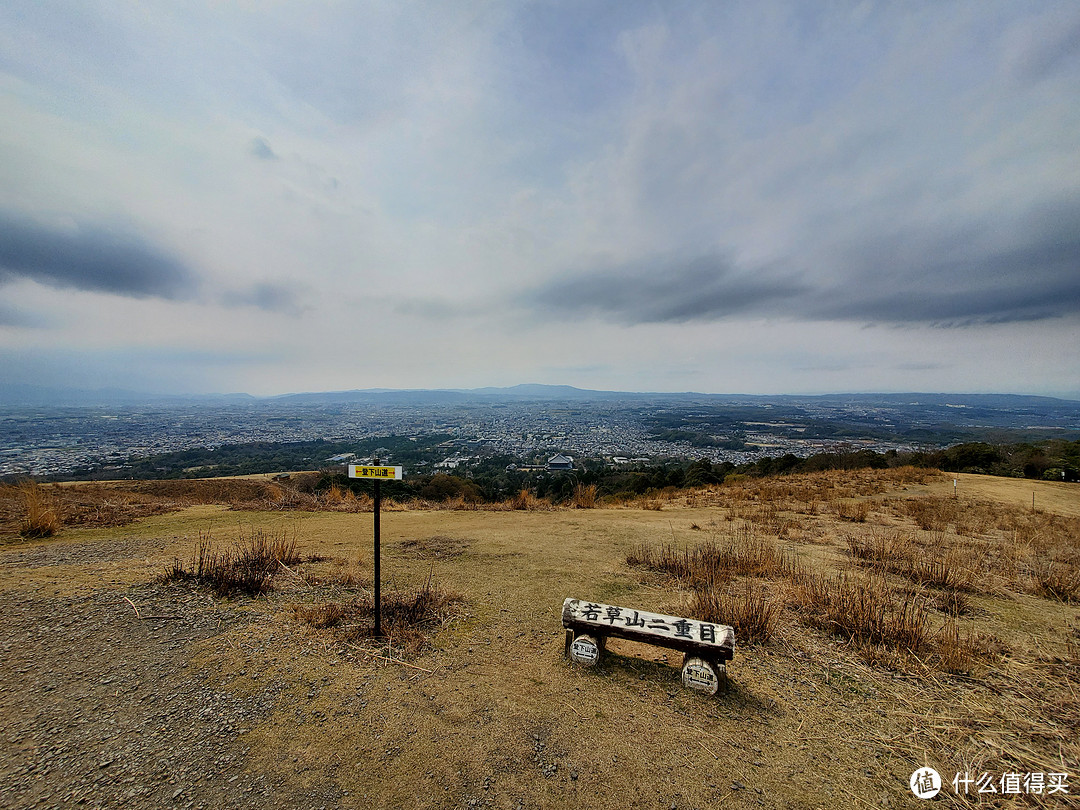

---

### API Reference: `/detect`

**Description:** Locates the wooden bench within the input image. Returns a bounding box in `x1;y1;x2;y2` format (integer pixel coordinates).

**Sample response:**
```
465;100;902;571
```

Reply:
561;597;735;695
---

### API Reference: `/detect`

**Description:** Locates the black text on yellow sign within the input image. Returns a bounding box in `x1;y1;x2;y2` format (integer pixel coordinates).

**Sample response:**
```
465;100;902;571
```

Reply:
348;465;403;480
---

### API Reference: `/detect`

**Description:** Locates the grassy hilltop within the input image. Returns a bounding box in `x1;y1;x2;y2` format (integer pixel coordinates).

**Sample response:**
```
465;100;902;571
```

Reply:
1;470;1078;808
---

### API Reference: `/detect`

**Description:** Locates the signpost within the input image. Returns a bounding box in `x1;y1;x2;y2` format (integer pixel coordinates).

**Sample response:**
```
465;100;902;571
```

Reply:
348;462;403;636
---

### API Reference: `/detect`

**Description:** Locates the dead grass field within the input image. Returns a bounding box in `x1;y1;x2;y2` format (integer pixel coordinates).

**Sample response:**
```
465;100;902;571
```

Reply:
1;469;1078;808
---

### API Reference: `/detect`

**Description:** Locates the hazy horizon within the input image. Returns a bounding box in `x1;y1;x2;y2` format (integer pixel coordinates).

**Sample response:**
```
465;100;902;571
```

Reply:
4;380;1080;405
1;3;1078;398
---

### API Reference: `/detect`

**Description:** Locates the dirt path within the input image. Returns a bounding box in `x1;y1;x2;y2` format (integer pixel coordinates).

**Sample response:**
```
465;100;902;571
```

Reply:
0;580;321;809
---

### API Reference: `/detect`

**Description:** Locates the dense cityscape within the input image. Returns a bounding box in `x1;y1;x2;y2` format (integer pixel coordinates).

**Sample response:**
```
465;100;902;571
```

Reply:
3;388;1078;479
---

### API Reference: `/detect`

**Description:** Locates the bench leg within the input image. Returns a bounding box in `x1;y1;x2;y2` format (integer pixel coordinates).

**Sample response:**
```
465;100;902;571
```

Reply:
567;631;605;666
681;654;723;696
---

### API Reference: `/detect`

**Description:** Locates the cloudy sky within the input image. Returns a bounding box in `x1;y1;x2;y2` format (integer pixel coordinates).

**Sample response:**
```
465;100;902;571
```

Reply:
1;1;1078;398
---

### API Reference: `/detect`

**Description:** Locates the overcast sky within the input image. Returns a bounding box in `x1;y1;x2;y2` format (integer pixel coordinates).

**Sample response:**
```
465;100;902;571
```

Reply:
1;1;1078;398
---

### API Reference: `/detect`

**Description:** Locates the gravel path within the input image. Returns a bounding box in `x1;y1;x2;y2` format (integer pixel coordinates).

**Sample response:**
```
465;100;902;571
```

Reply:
0;582;324;810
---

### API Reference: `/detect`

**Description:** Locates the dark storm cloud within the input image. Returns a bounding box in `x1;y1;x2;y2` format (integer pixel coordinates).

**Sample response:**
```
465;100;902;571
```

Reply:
0;211;199;300
528;254;808;325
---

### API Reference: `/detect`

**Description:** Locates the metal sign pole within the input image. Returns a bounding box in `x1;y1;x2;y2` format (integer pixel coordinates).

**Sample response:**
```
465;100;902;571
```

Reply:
373;476;382;637
346;459;402;640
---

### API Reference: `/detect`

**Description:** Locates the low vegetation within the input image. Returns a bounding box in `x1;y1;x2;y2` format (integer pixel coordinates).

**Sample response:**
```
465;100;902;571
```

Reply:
292;567;465;657
3;465;1077;808
161;526;301;597
16;480;61;538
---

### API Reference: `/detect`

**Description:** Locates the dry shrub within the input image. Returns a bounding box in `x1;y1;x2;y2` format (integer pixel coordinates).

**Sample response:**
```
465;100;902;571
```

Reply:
293;569;465;656
18;481;61;538
835;499;870;523
570;483;597;509
1029;557;1080;603
627;524;795;588
162;526;300;597
692;579;781;644
789;572;929;653
511;489;549;511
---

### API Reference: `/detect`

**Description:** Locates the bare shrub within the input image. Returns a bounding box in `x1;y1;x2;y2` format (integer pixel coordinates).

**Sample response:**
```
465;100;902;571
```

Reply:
162;526;300;597
570;483;597;509
293;569;465;656
627;525;796;588
789;572;929;653
692;579;781;644
18;481;61;538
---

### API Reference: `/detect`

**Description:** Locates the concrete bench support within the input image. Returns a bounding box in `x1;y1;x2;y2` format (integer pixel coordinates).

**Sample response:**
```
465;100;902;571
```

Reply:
561;597;735;696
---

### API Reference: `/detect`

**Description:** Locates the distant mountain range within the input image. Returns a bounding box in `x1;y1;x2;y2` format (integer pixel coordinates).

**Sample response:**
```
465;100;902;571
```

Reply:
1;381;1078;409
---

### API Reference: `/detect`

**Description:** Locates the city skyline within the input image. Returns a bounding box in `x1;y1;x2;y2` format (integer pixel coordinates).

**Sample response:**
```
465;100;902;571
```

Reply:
1;2;1078;398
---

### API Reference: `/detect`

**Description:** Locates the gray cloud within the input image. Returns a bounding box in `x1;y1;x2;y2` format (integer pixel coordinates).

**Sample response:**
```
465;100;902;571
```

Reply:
0;211;199;300
528;254;807;324
1007;11;1080;83
813;198;1080;326
0;301;48;328
221;282;307;314
526;198;1080;328
249;136;278;160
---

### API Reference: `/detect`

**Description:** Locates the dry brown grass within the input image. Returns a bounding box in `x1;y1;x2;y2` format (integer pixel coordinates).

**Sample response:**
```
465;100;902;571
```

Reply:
627;523;795;587
788;571;929;654
398;535;471;559
16;481;62;538
834;498;870;522
161;526;300;597
570;483;597;509
0;480;184;540
510;488;551;511
292;568;465;656
691;578;781;644
845;528;978;592
4;467;1077;809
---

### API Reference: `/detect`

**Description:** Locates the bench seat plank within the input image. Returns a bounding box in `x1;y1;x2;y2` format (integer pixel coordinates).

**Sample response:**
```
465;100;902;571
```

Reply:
562;598;734;662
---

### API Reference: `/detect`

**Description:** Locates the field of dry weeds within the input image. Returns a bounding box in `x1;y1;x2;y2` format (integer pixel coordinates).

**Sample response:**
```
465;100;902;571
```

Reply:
1;469;1077;809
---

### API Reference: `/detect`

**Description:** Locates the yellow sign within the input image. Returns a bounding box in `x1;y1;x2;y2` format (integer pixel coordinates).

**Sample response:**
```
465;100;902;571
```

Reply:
348;464;403;480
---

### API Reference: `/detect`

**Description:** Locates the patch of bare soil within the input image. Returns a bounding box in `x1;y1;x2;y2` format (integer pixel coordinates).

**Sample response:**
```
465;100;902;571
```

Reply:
398;535;473;559
0;583;306;808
